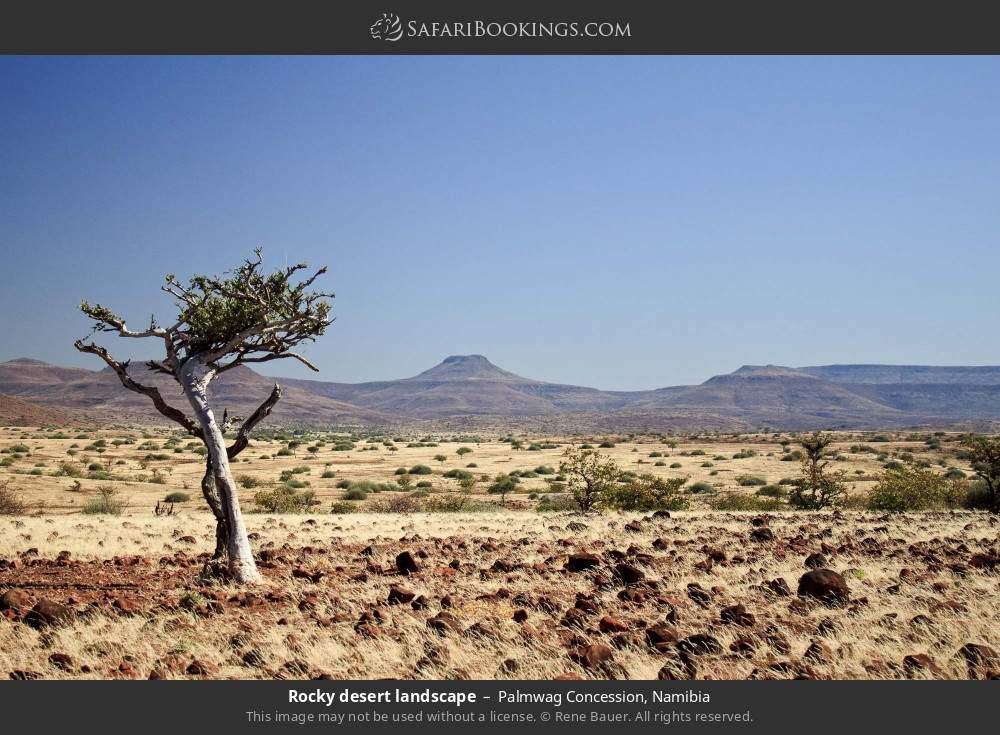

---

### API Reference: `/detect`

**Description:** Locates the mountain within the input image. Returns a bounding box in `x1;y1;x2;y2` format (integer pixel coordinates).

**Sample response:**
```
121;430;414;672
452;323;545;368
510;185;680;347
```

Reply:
0;358;392;427
607;366;910;430
5;355;1000;430
282;355;639;419
0;394;83;427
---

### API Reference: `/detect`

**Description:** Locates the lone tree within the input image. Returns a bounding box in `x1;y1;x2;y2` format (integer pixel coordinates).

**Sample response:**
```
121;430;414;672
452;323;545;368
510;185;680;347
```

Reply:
962;435;1000;512
789;433;846;510
560;446;621;511
75;249;333;583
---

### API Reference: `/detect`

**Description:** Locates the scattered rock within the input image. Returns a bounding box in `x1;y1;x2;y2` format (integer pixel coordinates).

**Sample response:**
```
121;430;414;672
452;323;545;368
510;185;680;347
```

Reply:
797;569;850;604
396;551;419;576
565;553;600;572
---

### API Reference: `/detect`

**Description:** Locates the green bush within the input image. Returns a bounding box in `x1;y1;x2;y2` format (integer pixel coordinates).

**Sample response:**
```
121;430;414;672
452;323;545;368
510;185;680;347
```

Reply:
688;481;714;494
330;501;357;514
535;494;578;512
737;475;767;487
604;476;689;511
253;486;317;513
164;492;191;503
409;465;433;475
866;465;963;511
709;493;782;511
343;488;368;500
81;486;128;515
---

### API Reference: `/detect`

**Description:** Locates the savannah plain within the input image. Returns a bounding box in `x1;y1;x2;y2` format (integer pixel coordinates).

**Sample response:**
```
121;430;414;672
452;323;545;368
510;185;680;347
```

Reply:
2;424;998;681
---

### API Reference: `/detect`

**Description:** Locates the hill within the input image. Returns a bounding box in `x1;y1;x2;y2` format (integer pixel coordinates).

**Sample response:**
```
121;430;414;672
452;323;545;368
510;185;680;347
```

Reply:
5;355;1000;430
0;394;82;427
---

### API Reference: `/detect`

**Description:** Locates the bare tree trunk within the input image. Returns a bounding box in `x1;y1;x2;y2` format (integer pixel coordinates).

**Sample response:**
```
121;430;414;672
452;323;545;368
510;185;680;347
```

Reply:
179;357;261;584
199;460;228;560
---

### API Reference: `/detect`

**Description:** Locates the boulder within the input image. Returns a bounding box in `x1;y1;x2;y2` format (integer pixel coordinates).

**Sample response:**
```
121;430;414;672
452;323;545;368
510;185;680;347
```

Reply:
565;553;600;572
797;569;850;604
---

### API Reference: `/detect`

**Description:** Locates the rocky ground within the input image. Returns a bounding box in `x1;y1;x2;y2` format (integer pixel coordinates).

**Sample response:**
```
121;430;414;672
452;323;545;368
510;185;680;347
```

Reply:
1;510;998;680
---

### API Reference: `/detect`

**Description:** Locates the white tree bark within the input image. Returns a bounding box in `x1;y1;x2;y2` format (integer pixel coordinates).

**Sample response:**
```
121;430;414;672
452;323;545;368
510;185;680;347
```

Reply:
179;357;262;584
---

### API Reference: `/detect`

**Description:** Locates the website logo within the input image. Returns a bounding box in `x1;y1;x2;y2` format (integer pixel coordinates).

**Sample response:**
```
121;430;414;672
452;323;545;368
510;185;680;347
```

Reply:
370;13;403;42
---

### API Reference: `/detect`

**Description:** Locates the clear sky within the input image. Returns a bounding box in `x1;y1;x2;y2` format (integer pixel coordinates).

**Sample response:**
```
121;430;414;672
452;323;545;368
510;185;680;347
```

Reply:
1;56;998;390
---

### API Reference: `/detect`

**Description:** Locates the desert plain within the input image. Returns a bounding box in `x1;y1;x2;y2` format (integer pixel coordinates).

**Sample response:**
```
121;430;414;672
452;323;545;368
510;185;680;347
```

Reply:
1;424;998;680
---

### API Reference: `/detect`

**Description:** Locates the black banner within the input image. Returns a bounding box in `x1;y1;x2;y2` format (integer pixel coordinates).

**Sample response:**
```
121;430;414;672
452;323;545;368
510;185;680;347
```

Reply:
1;680;996;732
2;0;1000;54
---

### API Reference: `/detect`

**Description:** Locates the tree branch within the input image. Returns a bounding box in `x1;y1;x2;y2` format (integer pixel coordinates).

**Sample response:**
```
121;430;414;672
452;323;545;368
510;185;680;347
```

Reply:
73;340;204;440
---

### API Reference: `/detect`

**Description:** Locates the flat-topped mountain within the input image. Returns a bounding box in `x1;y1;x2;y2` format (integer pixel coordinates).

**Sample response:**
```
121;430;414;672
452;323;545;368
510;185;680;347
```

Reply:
3;355;1000;430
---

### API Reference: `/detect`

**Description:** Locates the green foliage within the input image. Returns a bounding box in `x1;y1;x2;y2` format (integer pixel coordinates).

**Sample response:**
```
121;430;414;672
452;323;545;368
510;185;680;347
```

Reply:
604;475;689;511
736;475;767;486
961;435;1000;511
559;446;621;511
535;494;579;512
788;434;846;509
164;492;191;503
409;465;433;475
487;474;519;505
709;493;782;511
253;485;317;513
81;486;128;515
866;465;963;511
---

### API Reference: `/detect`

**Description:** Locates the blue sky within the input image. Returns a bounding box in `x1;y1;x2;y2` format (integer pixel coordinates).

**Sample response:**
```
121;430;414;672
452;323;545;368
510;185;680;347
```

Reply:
1;56;998;390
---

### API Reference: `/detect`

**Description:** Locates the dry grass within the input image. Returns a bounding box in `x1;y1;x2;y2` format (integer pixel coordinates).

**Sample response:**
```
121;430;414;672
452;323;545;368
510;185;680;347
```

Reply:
1;425;995;681
1;509;998;681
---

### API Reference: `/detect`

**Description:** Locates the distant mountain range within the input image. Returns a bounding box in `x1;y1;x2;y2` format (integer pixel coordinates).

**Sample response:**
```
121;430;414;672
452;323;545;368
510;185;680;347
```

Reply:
3;354;1000;431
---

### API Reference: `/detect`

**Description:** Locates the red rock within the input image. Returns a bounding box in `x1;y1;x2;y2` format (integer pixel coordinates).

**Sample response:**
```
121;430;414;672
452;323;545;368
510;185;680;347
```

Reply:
958;643;1000;677
720;604;756;627
396;551;419;575
614;562;644;585
677;634;722;656
750;528;775;542
903;654;941;678
766;578;792;597
427;611;463;634
48;653;74;671
803;640;833;664
797;569;850;604
599;616;629;633
0;589;31;616
572;643;615;670
565;553;600;572
185;659;218;676
387;586;416;605
24;599;74;628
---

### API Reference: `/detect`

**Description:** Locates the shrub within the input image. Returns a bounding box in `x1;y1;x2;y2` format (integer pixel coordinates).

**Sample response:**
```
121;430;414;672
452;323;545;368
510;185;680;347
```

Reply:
343;488;368;500
737;475;767;487
237;474;261;489
330;501;357;514
253;486;317;513
164;492;191;503
866;465;963;511
367;495;420;513
0;480;26;515
605;476;689;511
688;481;714;494
536;494;578;512
81;486;128;515
409;465;433;475
709;493;782;511
756;484;786;498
